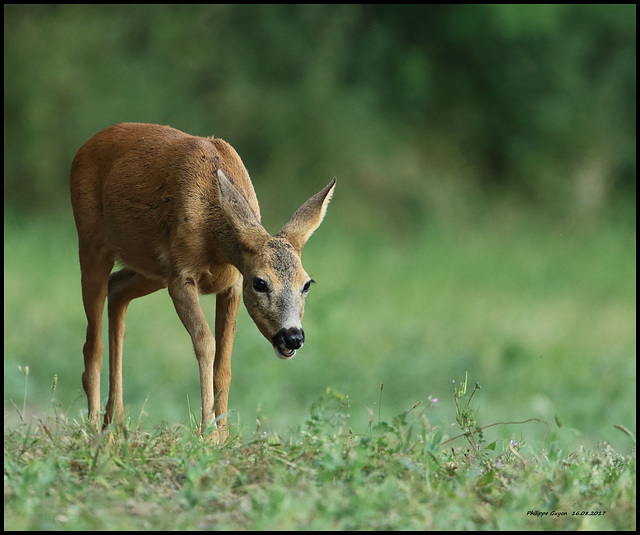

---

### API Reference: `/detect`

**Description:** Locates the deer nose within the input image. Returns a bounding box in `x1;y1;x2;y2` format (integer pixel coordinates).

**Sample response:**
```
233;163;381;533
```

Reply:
273;327;305;350
287;329;305;350
272;327;305;359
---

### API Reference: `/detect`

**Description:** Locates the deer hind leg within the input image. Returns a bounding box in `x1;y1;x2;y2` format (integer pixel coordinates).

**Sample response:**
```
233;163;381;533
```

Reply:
104;269;164;428
213;278;242;441
79;247;113;428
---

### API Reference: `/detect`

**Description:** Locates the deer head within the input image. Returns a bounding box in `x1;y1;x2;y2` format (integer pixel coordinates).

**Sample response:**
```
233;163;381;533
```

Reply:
217;169;336;359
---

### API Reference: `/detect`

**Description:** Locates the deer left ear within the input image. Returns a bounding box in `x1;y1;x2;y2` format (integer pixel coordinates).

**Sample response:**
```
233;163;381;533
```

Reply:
277;177;336;253
217;169;270;253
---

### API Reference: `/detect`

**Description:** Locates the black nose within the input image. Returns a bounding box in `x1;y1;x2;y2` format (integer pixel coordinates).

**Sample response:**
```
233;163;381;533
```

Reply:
272;327;305;350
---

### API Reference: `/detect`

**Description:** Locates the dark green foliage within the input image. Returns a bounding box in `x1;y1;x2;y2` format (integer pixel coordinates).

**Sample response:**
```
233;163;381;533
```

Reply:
4;5;636;222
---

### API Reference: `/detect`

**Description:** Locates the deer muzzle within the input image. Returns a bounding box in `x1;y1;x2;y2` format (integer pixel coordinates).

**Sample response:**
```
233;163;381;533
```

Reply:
272;327;305;359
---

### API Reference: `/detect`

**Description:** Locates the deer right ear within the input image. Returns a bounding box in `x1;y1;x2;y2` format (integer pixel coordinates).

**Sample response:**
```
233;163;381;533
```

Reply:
277;177;336;253
217;169;268;252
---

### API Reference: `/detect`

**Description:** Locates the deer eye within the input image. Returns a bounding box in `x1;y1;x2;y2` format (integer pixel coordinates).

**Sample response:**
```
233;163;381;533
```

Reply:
253;277;268;293
302;280;315;294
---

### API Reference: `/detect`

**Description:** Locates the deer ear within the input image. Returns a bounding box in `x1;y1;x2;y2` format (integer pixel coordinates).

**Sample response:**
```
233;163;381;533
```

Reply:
278;177;336;253
217;169;268;252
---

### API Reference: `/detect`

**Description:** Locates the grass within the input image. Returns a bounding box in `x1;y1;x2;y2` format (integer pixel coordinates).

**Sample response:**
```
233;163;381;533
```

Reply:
4;379;636;530
4;202;636;528
6;205;635;439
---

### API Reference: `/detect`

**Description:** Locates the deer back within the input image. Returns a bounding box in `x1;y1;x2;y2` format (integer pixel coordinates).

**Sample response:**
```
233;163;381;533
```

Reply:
70;122;259;288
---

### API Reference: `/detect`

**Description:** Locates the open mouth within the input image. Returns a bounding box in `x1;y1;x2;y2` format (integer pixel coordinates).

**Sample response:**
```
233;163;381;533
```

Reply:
273;344;297;359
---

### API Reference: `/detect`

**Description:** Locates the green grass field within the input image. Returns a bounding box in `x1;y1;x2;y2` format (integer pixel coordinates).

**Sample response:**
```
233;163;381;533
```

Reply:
4;204;636;529
3;383;636;530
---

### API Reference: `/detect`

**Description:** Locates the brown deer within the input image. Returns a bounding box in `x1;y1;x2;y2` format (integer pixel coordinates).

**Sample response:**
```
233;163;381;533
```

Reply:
70;122;335;440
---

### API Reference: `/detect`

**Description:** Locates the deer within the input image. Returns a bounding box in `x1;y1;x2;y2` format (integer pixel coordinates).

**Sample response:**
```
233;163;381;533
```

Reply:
70;122;336;441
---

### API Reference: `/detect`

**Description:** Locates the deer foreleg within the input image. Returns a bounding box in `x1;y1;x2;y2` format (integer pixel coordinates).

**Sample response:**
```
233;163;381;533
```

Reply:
168;276;216;434
213;278;242;440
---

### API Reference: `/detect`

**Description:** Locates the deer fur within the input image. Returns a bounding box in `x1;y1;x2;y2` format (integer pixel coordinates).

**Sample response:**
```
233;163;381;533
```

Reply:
70;122;335;440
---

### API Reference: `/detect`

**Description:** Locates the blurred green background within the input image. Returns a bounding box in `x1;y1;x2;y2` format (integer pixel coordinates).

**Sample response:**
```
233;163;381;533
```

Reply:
4;5;636;449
